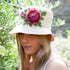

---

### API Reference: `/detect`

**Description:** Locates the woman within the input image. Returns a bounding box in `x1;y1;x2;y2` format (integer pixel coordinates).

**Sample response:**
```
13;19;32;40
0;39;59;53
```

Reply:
9;6;69;70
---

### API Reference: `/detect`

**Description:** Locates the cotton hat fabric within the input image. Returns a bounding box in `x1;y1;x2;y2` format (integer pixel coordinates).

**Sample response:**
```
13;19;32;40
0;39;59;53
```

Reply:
9;6;54;41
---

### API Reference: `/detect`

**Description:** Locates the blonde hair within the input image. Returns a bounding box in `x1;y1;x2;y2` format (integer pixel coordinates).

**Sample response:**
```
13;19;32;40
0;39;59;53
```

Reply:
16;33;52;70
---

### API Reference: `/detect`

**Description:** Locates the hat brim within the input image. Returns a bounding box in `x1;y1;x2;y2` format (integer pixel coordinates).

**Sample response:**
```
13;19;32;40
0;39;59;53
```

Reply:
9;23;54;41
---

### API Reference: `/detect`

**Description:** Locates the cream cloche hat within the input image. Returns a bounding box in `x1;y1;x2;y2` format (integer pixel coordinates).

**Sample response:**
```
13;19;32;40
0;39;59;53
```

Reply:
9;6;54;41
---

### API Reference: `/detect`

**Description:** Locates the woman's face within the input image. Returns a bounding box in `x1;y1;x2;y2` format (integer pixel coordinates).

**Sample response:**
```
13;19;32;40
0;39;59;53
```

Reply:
19;33;41;55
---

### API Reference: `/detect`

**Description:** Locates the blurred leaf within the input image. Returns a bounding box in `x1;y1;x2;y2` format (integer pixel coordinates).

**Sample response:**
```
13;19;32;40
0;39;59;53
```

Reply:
30;1;33;6
27;0;29;5
52;18;65;26
66;30;70;37
39;0;42;4
53;1;60;8
11;0;16;4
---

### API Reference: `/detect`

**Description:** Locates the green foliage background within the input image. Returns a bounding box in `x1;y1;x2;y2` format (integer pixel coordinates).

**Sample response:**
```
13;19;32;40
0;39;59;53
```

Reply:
0;0;19;70
0;0;70;70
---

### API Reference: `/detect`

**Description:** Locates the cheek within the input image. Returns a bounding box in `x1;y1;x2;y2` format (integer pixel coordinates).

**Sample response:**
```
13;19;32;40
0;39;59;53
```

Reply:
18;38;24;49
19;37;24;44
31;39;41;52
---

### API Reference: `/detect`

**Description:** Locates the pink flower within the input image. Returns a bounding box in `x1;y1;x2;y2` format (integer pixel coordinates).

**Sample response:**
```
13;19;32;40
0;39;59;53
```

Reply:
25;8;41;24
20;12;24;16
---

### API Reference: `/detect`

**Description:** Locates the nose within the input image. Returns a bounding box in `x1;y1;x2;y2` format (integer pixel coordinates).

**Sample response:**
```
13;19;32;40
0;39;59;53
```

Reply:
22;39;27;43
22;34;29;43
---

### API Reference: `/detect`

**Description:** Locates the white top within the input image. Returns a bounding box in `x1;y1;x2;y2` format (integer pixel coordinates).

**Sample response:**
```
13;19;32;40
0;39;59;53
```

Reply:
42;55;69;70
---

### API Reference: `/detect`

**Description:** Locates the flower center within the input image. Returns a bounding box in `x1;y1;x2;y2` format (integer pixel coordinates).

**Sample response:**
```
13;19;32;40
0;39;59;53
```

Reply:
30;13;38;21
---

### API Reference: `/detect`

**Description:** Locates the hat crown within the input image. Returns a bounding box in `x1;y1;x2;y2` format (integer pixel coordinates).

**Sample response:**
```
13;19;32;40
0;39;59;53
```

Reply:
18;6;53;30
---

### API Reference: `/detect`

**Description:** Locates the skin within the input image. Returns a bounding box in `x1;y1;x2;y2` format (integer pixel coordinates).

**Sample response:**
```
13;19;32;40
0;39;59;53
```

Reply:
19;33;41;55
45;58;68;70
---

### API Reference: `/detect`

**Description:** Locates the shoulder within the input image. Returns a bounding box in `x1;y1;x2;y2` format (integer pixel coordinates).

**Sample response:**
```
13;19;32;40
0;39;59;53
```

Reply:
45;58;68;70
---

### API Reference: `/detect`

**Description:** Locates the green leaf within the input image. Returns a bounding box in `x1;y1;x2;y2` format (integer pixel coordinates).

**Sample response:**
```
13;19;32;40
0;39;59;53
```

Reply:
23;22;26;25
21;16;25;19
39;10;42;13
24;20;27;23
34;23;37;26
39;0;42;4
32;0;35;6
53;1;60;8
30;1;33;6
28;8;30;10
3;4;7;9
41;12;47;16
66;30;70;36
38;22;42;27
11;0;16;4
60;20;65;25
23;20;32;26
24;9;28;12
27;0;29;5
41;17;44;20
8;0;11;3
29;23;32;26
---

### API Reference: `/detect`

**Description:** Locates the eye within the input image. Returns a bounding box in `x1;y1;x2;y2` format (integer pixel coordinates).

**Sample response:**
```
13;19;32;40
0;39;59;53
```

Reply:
30;34;34;36
19;33;24;35
18;33;24;37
